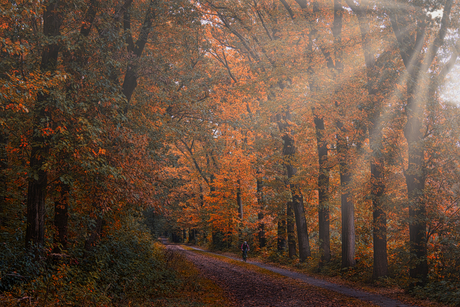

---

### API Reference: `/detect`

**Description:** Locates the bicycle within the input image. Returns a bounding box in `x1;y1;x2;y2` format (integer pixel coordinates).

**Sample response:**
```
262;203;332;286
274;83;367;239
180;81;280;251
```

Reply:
242;249;248;262
241;241;250;262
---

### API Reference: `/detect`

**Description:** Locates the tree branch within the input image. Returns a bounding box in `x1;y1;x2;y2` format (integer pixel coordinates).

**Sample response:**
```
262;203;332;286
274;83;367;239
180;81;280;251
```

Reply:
424;0;453;70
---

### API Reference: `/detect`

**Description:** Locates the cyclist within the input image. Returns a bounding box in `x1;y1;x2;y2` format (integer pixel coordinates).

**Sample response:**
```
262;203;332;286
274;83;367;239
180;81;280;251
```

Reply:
241;241;250;262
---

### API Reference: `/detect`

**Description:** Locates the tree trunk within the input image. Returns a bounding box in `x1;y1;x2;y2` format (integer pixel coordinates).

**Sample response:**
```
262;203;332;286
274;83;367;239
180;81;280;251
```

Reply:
50;0;99;254
314;115;330;264
53;183;69;253
331;0;356;268
277;214;286;251
257;178;266;247
0;133;7;228
340;164;355;268
336;110;355;269
345;0;389;277
189;228;196;244
278;110;311;262
386;0;454;284
337;116;355;268
25;0;62;248
404;90;427;284
287;201;296;258
293;192;311;260
371;156;388;278
237;180;243;220
283;135;311;261
369;88;388;279
122;2;155;107
337;117;355;269
25;158;47;248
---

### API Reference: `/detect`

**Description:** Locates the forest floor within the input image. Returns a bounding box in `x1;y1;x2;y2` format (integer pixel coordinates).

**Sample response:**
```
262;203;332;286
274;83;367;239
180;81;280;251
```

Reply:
161;242;444;307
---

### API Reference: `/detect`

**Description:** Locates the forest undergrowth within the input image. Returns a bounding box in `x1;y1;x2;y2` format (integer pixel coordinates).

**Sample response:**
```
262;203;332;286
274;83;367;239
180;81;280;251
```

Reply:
0;217;223;306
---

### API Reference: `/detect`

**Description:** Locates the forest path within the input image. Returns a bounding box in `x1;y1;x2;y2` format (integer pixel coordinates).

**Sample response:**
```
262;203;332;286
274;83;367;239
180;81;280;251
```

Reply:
165;243;417;307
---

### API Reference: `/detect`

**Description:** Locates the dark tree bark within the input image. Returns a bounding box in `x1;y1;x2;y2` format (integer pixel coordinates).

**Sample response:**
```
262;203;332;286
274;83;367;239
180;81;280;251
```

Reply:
387;0;453;283
52;0;99;255
287;201;296;258
122;0;156;106
330;0;356;268
80;0;156;252
237;180;243;220
53;183;69;253
277;215;287;251
278;110;311;261
0;133;7;228
257;178;266;248
371;156;388;278
25;0;62;249
344;0;390;278
404;83;428;282
338;134;355;268
51;0;100;254
314;115;330;264
291;186;311;261
295;0;332;265
189;228;196;244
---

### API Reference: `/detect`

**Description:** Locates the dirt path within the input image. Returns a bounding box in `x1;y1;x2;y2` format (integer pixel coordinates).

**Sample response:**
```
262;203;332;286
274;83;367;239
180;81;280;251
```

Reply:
166;244;417;307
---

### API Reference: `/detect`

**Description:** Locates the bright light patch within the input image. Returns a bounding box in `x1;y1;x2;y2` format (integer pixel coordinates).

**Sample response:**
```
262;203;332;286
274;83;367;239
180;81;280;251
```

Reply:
426;9;443;20
442;63;460;105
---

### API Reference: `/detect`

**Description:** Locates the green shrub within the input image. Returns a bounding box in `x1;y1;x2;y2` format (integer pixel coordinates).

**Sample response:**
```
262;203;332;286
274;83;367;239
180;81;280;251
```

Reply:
410;280;460;306
87;217;178;303
0;216;178;306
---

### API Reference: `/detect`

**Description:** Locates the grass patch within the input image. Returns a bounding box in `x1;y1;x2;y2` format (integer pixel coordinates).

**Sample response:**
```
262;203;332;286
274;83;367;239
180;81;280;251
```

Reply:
153;248;234;307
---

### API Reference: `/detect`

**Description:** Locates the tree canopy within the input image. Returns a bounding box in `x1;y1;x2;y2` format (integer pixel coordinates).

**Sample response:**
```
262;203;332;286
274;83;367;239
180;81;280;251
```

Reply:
1;0;460;305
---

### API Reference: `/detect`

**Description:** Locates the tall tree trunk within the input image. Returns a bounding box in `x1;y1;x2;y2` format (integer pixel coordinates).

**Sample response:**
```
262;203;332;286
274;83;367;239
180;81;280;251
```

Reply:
0;133;7;228
277;218;286;251
52;0;99;254
237;180;243;220
287;201;296;258
404;86;427;283
296;0;332;266
277;209;286;251
122;1;155;107
331;0;356;268
345;0;389;277
200;184;206;244
371;154;388;278
81;0;155;253
53;183;69;253
25;0;62;249
314;115;330;264
292;188;311;261
338;137;355;268
369;82;388;279
387;0;453;284
368;71;388;279
278;111;311;262
189;228;196;243
257;177;266;247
